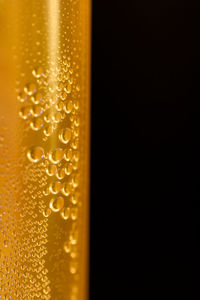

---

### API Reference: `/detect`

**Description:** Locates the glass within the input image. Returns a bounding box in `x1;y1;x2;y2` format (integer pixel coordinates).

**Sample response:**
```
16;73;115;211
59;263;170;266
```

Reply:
0;0;91;299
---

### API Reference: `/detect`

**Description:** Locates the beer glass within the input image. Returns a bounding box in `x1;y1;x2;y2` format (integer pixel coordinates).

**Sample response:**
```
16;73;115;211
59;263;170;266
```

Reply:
0;1;91;299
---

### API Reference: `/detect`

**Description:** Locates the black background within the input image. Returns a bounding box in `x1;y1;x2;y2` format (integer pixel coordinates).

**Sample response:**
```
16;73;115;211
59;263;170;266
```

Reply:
90;0;200;298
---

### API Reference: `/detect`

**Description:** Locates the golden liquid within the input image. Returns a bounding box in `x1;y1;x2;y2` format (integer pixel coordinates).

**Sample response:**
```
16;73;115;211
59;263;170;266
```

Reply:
0;0;91;299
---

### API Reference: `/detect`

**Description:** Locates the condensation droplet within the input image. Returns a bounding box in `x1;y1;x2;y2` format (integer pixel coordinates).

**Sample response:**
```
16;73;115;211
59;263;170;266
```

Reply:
27;146;44;163
70;207;78;221
71;138;79;150
63;100;73;114
63;59;69;66
49;148;64;164
60;91;67;100
49;197;64;212
57;82;64;91
65;83;72;94
72;174;80;188
64;72;70;81
69;261;78;274
65;163;73;175
73;160;79;171
74;117;80;127
43;208;52;218
17;91;28;102
50;94;57;105
71;192;79;205
32;67;44;78
46;165;57;176
64;149;73;161
62;182;73;196
31;93;43;104
60;207;70;220
63;241;71;253
59;128;72;144
74;100;79;110
56;101;64;111
44;125;54;136
30;118;43;131
31;105;43;117
63;65;68;73
19;106;31;119
52;112;62;123
24;83;37;96
74;127;80;137
44;113;52;123
49;181;62;194
43;186;50;196
56;168;65;179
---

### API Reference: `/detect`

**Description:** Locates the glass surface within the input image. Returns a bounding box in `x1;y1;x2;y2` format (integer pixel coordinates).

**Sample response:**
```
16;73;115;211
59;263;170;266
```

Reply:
0;0;91;299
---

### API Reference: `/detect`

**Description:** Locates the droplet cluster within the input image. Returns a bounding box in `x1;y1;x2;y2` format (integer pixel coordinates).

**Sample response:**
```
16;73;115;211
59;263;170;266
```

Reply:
0;0;90;299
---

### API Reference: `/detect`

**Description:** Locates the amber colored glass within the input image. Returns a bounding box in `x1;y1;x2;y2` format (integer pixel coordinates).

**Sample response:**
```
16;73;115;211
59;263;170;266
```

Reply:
0;0;91;299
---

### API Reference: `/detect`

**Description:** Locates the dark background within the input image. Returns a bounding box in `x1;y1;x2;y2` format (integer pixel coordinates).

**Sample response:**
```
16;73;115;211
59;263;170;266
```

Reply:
90;0;200;298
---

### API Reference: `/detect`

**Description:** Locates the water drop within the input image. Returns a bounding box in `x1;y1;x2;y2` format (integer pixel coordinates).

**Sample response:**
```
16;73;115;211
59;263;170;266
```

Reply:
60;207;70;220
24;83;37;95
49;197;64;212
71;192;79;205
44;113;52;123
43;186;50;196
64;149;73;161
57;82;64;91
72;174;80;188
31;93;43;104
65;163;73;175
74;127;80;137
31;105;43;117
19;106;31;119
59;128;72;144
63;59;69;66
17;91;28;102
65;83;72;94
49;83;56;93
60;91;67;100
63;241;71;253
56;168;65;179
56;101;64;111
46;165;57;176
49;148;64;164
50;94;57;104
74;117;80;127
73;160;79;170
74;100;79;110
71;138;79;149
43;125;54;136
69;261;78;274
62;182;73;196
63;100;73;114
52;112;62;123
70;207;78;220
63;65;68;72
27;146;44;163
43;208;51;218
32;67;44;78
49;181;62;194
30;118;43;130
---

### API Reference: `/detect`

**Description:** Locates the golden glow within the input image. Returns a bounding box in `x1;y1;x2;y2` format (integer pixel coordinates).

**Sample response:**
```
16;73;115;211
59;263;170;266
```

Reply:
0;0;91;299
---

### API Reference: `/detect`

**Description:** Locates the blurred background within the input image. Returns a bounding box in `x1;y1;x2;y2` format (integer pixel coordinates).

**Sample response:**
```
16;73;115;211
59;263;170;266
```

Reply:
90;0;200;298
